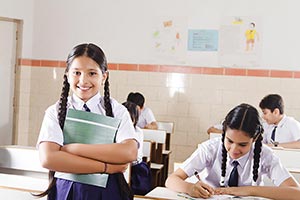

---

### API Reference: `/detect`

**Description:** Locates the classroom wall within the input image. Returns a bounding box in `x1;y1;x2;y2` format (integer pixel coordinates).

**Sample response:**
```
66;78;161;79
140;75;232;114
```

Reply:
30;0;300;70
2;0;300;173
0;0;34;57
16;63;300;172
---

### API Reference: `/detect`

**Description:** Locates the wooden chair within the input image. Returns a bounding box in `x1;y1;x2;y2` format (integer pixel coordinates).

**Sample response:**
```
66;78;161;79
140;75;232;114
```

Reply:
142;129;168;188
142;140;155;167
157;121;174;150
155;121;175;186
142;129;166;164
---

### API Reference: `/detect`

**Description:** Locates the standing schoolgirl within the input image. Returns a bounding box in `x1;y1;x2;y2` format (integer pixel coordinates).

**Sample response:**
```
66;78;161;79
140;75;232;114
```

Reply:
165;103;299;199
36;43;138;200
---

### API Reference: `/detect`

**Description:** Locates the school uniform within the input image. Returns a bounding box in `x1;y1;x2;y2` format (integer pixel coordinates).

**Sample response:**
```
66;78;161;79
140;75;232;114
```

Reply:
262;115;300;144
130;127;152;195
132;127;144;165
136;107;156;129
37;93;139;200
180;137;291;187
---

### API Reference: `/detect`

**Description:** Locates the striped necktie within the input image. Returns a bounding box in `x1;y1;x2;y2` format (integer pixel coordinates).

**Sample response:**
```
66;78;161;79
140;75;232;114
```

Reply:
83;104;91;112
228;161;239;187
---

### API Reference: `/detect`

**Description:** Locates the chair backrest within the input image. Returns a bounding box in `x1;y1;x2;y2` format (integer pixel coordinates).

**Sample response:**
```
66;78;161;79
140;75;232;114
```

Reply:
157;121;174;150
142;140;156;166
143;140;153;158
142;129;166;163
142;129;166;144
157;121;174;134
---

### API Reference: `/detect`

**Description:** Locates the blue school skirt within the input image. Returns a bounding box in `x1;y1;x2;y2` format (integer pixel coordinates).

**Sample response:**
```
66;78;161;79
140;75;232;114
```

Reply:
48;174;129;200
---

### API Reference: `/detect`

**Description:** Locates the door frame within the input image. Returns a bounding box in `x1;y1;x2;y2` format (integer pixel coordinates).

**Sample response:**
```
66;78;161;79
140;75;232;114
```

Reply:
0;16;23;144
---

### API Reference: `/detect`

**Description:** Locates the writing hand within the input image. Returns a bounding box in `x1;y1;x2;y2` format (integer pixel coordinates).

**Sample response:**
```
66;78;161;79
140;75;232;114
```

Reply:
188;181;215;199
215;186;251;197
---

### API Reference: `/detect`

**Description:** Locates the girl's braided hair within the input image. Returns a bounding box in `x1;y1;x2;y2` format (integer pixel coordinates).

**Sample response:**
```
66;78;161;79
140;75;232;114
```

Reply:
220;103;263;187
36;43;133;199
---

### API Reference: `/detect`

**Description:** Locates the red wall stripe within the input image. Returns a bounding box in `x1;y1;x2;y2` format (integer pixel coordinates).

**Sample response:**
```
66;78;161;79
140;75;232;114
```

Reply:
19;58;300;79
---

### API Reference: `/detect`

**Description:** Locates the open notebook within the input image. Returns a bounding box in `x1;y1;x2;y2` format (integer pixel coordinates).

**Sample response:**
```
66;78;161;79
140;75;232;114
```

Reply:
55;109;121;187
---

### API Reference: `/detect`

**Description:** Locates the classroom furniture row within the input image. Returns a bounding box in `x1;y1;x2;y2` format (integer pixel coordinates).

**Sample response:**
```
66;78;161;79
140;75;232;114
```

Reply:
142;121;174;189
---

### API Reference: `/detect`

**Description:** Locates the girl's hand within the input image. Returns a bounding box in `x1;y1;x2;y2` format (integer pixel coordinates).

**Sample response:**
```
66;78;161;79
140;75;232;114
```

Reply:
188;181;215;199
106;163;129;174
215;186;251;196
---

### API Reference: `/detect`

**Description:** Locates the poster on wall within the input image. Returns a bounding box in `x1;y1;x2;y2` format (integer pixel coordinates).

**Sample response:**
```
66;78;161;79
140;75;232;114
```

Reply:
188;29;218;51
151;16;187;64
218;16;262;68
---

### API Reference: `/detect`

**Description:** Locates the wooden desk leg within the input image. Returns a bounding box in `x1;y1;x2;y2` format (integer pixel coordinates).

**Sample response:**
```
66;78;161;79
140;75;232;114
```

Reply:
161;154;169;186
150;168;161;189
166;133;171;150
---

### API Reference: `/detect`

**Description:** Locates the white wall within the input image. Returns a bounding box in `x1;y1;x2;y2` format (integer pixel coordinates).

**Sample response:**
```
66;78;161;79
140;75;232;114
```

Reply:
0;0;35;58
30;0;300;70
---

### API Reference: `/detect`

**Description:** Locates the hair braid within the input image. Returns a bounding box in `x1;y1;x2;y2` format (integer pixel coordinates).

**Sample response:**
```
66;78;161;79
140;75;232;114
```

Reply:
58;74;70;129
103;73;113;117
220;131;227;186
252;133;263;182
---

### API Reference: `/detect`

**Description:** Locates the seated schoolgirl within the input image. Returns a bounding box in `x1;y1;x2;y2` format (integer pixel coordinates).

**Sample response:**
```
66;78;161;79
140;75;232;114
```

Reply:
165;103;299;199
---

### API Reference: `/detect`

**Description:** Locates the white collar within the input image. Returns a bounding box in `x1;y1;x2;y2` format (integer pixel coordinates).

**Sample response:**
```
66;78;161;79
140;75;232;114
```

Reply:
70;93;101;110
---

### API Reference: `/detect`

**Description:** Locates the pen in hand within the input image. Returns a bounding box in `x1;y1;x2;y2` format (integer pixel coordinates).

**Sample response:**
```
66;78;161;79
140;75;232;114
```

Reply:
194;171;201;181
194;171;215;196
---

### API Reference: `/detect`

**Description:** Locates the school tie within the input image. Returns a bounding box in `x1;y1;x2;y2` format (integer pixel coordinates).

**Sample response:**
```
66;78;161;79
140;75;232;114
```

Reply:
83;104;91;112
228;161;239;187
271;126;277;142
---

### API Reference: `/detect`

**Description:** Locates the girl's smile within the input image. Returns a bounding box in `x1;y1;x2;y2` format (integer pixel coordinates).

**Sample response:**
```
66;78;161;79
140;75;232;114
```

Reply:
225;128;254;159
67;56;107;102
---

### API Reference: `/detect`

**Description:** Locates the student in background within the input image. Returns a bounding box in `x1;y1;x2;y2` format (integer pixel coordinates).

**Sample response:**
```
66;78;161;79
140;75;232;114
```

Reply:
165;103;299;199
36;43;138;200
207;123;223;134
127;92;158;129
259;94;300;148
122;101;152;195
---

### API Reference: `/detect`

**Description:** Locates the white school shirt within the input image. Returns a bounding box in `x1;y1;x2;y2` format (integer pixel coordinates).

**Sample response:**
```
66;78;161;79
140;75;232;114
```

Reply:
136;107;156;129
132;126;144;165
37;93;139;147
180;138;291;187
262;115;300;144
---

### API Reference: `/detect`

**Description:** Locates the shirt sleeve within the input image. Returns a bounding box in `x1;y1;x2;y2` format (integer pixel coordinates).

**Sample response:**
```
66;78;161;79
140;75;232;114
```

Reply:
287;117;300;141
36;104;64;148
261;148;291;186
181;139;217;177
144;107;156;124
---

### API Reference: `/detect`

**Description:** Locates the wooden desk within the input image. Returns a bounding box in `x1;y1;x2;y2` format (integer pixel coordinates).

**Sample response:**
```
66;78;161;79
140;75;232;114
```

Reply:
146;187;270;200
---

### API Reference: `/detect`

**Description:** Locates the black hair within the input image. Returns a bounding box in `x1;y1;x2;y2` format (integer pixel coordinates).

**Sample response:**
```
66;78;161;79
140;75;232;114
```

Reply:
122;101;139;127
127;92;145;108
259;94;284;114
220;103;263;186
36;43;133;199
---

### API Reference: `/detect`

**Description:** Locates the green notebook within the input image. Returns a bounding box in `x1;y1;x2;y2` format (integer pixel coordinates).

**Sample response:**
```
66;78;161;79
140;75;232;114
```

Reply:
55;109;121;188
